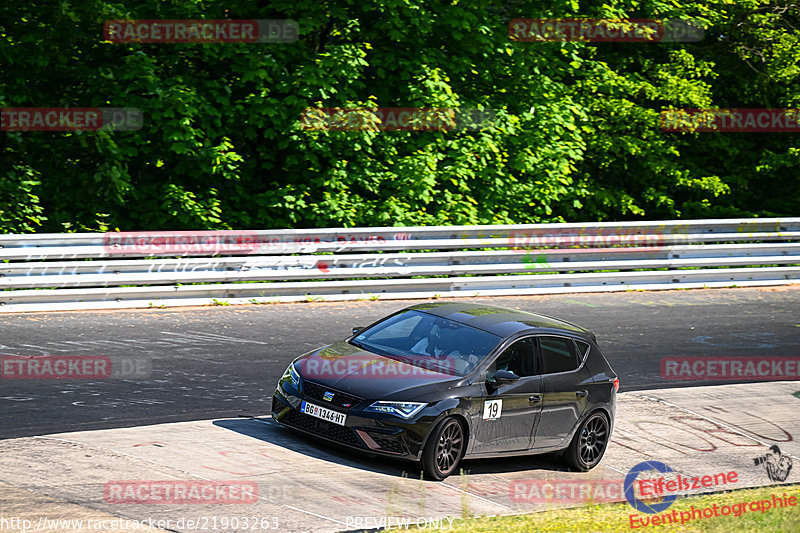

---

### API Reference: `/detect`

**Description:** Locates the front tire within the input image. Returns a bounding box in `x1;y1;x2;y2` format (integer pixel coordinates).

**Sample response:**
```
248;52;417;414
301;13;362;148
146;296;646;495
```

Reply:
563;412;609;471
422;417;465;480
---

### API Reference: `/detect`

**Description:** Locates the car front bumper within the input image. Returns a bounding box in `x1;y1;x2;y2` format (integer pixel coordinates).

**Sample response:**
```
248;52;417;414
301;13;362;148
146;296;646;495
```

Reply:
272;381;435;462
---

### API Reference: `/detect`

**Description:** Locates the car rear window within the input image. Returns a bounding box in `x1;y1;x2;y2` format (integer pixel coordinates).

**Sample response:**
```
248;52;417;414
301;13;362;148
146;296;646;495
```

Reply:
539;336;580;374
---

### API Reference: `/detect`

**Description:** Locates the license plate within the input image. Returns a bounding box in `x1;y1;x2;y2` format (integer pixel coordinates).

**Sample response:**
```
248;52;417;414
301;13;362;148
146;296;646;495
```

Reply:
301;401;346;426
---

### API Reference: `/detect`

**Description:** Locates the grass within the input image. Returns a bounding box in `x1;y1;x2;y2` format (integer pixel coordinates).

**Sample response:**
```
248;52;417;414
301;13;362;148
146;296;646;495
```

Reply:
386;484;800;533
248;297;281;304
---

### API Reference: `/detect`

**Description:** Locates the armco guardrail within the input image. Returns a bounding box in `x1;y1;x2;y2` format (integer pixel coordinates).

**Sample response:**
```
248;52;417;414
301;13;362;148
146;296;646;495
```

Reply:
1;218;798;312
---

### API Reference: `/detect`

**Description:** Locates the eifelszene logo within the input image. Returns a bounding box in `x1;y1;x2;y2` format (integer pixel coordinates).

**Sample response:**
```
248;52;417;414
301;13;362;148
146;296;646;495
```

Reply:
624;461;678;514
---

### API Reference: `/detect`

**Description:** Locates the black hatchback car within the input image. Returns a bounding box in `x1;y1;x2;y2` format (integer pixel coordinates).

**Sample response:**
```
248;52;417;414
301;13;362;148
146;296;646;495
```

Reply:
272;302;618;480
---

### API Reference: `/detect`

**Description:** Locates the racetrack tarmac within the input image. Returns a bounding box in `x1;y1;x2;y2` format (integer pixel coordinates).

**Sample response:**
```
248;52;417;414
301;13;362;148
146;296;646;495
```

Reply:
0;381;797;532
1;286;800;532
2;286;799;439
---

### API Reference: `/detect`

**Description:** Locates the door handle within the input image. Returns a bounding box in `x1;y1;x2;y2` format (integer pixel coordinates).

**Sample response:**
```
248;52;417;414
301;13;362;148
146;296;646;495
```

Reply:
529;395;542;403
576;390;588;398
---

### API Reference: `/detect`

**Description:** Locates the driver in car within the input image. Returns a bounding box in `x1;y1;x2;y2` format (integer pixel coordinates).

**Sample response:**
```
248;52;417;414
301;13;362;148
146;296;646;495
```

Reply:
410;322;480;374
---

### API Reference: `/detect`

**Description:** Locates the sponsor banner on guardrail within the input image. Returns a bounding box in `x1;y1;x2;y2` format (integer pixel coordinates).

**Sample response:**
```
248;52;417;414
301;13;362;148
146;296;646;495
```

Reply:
509;18;703;42
1;355;151;380
103;19;298;43
660;109;800;133
1;107;142;131
660;356;800;381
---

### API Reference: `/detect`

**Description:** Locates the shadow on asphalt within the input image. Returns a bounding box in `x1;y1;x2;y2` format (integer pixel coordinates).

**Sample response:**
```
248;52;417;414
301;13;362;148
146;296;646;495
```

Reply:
213;417;417;478
213;416;572;480
460;452;571;476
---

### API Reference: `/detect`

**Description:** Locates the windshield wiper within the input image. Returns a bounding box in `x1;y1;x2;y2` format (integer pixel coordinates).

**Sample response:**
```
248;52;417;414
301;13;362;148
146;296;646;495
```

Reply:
349;339;367;350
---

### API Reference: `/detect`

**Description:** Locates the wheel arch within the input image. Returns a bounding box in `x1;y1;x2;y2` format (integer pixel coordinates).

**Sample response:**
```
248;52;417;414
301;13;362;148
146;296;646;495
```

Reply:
419;409;471;458
587;406;612;426
561;406;613;451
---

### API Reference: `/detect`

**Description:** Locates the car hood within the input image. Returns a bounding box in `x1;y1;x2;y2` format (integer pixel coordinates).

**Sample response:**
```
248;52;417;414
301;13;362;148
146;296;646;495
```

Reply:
294;341;463;401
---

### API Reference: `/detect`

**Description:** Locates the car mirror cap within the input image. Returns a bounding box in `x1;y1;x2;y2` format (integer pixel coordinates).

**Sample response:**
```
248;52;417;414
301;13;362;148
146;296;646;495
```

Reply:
352;326;366;335
493;369;521;385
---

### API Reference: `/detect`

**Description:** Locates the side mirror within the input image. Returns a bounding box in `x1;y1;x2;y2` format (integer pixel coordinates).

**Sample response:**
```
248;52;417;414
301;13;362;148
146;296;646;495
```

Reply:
352;326;366;335
493;369;521;386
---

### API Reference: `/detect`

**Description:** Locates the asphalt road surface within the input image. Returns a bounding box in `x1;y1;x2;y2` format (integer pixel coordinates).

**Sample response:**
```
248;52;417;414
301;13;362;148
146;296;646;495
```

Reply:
1;286;799;440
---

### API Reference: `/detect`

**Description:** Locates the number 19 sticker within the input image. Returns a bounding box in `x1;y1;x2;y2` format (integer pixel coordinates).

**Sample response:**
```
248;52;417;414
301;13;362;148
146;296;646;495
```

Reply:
483;399;502;420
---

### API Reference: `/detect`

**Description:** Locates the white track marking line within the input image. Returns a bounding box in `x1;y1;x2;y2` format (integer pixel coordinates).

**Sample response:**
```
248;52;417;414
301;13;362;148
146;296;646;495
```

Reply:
440;481;512;510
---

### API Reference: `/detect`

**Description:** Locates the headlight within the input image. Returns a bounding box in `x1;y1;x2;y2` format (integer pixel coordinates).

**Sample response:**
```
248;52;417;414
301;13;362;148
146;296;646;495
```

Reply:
281;362;301;388
365;401;426;419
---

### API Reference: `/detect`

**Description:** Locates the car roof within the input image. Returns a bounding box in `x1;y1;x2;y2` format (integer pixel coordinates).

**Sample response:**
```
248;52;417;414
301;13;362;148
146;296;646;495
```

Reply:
406;302;593;339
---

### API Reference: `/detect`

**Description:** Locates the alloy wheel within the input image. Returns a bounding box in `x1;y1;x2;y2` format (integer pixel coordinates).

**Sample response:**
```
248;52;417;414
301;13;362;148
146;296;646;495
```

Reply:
435;420;464;475
578;413;609;467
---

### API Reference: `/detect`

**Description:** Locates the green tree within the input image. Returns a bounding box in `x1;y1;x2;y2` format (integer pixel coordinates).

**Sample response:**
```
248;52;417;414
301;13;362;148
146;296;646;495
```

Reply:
0;0;797;233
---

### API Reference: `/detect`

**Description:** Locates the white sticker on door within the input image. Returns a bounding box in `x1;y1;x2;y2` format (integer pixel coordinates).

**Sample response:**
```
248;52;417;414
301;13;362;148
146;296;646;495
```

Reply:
483;399;502;420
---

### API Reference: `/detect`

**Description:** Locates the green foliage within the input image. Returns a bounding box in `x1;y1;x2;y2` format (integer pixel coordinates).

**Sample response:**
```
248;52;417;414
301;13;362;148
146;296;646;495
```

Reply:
0;164;46;232
1;0;798;233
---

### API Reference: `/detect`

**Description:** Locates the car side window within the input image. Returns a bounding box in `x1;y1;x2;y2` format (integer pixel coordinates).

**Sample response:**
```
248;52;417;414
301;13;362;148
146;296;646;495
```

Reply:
488;337;537;378
539;336;580;374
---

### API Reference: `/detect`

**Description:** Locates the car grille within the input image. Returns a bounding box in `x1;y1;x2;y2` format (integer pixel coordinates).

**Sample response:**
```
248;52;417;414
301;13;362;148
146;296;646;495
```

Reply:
279;409;363;448
368;432;405;454
272;393;290;412
303;380;364;410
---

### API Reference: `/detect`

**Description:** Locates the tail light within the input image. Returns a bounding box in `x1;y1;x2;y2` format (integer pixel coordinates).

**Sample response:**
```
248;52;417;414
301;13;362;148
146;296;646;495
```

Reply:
613;378;620;392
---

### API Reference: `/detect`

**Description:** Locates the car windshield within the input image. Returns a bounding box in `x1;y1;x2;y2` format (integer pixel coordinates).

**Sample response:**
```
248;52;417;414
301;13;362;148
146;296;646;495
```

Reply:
350;310;501;376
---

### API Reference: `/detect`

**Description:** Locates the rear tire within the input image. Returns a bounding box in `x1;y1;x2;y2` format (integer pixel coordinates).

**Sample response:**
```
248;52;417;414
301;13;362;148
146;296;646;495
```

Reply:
563;412;609;471
421;417;465;480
